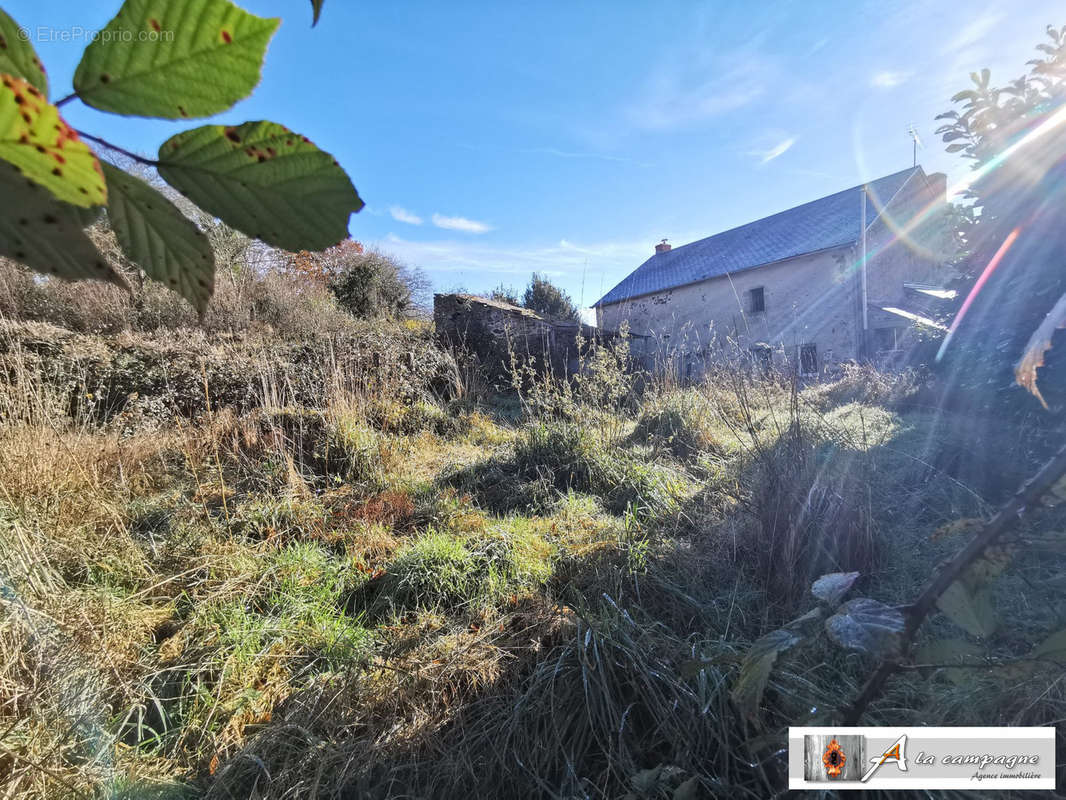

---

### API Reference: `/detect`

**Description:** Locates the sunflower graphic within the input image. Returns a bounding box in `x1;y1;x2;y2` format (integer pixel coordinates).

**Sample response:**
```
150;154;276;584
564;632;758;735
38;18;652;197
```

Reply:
823;738;847;778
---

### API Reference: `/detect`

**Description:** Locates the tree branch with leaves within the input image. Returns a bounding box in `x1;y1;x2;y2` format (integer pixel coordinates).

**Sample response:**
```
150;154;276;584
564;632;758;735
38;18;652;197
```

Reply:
0;0;360;316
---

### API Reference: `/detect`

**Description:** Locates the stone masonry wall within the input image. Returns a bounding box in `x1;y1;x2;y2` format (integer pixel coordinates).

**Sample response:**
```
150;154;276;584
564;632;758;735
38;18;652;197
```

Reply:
433;294;586;380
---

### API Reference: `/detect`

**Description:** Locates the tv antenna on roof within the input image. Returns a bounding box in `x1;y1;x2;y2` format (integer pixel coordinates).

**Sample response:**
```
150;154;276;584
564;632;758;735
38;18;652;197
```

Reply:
907;124;922;168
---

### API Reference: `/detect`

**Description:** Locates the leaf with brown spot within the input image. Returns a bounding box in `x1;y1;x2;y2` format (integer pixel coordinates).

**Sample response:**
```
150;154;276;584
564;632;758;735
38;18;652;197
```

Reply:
1015;291;1066;409
101;162;215;314
0;161;125;288
157;121;363;251
73;0;279;119
0;10;48;93
0;74;106;207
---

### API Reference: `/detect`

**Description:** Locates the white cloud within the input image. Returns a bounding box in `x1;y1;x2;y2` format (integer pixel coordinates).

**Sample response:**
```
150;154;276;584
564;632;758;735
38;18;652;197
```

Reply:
625;47;770;131
945;11;1004;54
431;213;493;234
750;136;795;164
871;70;913;89
389;206;423;225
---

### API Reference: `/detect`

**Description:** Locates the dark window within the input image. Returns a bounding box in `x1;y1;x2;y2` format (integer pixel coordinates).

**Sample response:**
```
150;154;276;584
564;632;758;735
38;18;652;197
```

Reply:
874;327;901;351
799;343;818;375
749;286;765;313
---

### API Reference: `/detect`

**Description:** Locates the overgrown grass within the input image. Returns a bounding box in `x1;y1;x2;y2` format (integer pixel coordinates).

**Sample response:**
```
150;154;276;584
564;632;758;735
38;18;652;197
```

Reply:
2;317;1064;799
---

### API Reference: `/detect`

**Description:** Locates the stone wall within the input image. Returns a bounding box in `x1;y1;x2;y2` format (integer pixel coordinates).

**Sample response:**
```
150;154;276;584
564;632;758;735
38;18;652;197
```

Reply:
433;293;590;380
596;246;861;376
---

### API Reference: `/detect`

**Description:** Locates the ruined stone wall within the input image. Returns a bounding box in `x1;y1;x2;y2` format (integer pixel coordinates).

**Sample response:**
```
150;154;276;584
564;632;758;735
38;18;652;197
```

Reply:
433;294;584;380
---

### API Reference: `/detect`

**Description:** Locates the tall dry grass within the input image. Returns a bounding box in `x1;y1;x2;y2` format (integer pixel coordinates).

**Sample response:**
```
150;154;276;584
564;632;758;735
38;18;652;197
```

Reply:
0;313;1062;800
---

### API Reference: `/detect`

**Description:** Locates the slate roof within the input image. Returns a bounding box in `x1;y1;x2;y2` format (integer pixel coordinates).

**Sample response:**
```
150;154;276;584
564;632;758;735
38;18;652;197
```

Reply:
595;166;923;307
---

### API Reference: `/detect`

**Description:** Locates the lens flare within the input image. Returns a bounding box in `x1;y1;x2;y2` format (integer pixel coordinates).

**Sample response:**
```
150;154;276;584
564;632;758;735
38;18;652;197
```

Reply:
934;227;1020;363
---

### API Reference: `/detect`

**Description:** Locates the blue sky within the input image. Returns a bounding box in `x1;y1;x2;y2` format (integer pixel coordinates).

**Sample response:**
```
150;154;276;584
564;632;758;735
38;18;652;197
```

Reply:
9;1;1064;312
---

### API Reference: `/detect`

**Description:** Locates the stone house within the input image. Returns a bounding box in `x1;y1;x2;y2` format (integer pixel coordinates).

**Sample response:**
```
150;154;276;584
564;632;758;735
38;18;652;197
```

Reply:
594;166;953;377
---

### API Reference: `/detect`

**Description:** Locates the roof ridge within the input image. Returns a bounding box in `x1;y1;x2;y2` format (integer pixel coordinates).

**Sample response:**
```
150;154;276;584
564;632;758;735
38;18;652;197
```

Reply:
673;166;921;256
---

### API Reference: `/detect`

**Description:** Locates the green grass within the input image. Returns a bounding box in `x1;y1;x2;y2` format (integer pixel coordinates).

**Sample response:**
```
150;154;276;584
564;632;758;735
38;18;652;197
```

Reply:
630;388;727;461
367;524;553;615
509;420;695;516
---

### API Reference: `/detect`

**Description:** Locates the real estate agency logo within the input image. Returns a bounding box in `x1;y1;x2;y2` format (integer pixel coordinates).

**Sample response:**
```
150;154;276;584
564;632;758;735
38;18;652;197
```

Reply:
807;733;908;782
793;726;1055;790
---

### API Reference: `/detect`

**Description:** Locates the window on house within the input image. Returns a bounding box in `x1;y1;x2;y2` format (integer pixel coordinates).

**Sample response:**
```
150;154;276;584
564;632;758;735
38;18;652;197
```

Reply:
874;327;902;352
749;286;765;313
799;343;818;376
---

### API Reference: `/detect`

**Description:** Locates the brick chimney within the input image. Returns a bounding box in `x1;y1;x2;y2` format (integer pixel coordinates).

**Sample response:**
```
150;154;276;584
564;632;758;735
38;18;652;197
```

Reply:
655;238;671;254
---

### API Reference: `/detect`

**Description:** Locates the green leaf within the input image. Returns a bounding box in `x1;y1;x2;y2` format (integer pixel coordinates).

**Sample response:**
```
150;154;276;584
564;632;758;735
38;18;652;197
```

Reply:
157;121;363;251
101;162;215;314
811;572;860;606
913;638;984;685
934;548;1008;638
945;143;968;153
825;598;905;655
0;74;106;207
72;0;280;119
310;0;324;25
0;10;48;93
0;161;125;288
936;581;997;637
731;627;803;715
783;606;826;635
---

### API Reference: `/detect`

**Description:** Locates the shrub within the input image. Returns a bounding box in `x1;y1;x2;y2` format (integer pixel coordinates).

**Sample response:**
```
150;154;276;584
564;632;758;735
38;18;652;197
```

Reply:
0;319;461;427
0;252;398;339
328;249;429;320
521;273;579;321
